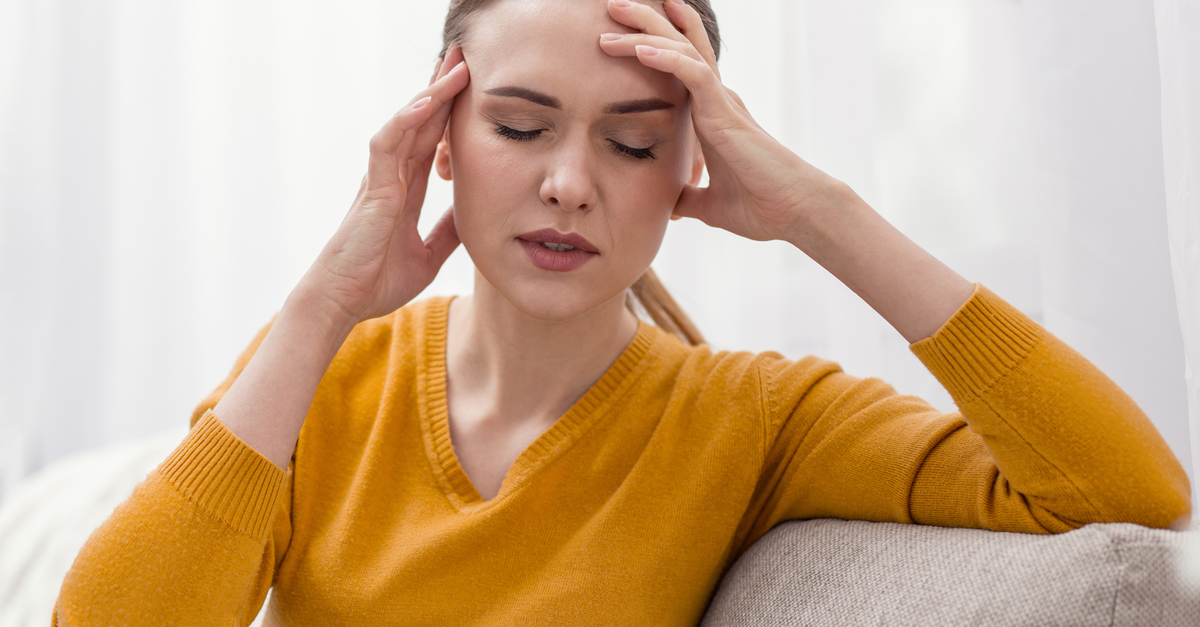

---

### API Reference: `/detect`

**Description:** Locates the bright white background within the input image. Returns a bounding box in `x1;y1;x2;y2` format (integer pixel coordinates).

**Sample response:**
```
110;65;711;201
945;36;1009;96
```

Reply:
1;0;1198;513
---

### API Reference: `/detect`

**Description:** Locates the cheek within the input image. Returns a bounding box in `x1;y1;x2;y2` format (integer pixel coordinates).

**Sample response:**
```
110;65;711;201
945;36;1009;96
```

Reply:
621;140;692;213
603;165;682;268
447;109;689;267
447;118;532;241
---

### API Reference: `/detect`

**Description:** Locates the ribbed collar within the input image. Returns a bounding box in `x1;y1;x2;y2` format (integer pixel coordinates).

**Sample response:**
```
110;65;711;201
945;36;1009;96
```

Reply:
417;296;659;512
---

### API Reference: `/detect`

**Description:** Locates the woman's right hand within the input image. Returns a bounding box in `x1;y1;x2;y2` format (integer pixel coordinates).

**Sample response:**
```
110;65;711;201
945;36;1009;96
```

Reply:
296;47;470;335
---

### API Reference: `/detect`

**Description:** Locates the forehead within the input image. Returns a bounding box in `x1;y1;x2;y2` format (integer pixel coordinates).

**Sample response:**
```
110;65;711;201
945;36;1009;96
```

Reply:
461;0;685;107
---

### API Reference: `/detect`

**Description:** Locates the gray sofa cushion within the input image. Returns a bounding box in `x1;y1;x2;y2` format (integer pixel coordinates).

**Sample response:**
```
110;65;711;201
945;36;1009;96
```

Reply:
702;519;1200;627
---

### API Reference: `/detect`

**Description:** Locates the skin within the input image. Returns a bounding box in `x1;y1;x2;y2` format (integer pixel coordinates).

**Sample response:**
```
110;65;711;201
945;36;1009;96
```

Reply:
437;0;702;498
61;0;978;612
205;0;974;501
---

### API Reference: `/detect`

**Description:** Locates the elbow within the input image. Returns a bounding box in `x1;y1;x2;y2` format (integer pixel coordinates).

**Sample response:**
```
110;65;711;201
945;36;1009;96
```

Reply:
1142;484;1192;530
1134;465;1192;529
1090;470;1192;530
1123;493;1192;530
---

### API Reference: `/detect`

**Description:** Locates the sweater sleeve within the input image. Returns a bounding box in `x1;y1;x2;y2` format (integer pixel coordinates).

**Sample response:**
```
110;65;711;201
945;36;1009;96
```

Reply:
54;321;291;626
753;284;1191;536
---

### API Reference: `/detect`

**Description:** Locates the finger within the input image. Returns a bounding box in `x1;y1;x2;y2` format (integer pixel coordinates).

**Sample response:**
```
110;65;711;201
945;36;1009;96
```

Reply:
672;184;716;225
420;45;467;133
599;32;703;63
400;151;436;226
367;62;470;185
663;0;719;74
374;55;468;157
423;206;461;271
429;57;443;85
409;48;469;155
408;60;470;159
607;0;688;43
367;96;436;187
633;45;727;116
434;46;465;83
399;48;469;157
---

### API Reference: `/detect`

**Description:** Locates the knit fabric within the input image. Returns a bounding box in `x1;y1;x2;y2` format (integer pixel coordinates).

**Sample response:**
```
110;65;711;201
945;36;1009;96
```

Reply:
54;285;1191;626
700;518;1200;626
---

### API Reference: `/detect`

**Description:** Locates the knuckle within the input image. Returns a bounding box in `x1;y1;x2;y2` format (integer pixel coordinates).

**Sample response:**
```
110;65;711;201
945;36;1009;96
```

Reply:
675;1;703;26
680;5;701;25
368;134;386;155
701;63;723;87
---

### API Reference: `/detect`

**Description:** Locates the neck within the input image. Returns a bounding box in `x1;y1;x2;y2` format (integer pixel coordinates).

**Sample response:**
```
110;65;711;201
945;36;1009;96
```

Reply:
445;271;641;432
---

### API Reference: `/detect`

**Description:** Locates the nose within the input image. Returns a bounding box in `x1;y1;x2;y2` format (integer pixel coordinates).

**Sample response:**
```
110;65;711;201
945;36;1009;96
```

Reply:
538;137;599;212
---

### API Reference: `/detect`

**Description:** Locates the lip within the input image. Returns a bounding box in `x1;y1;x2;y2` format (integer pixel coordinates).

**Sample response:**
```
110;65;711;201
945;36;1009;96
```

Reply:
517;229;599;253
516;229;600;272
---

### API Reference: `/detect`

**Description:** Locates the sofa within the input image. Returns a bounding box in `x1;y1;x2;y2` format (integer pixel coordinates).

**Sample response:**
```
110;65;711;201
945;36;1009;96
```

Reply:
2;430;1197;627
703;518;1199;626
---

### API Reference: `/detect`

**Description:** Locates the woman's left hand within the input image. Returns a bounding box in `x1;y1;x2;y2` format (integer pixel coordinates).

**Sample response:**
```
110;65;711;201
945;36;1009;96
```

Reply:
602;0;976;343
599;0;842;244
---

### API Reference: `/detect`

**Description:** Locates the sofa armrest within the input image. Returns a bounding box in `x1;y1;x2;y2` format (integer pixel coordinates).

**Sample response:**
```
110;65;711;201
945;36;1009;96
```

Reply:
702;519;1200;626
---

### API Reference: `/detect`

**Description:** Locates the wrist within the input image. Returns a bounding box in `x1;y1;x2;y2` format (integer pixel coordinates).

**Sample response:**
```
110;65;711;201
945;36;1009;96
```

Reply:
280;282;358;362
780;177;864;253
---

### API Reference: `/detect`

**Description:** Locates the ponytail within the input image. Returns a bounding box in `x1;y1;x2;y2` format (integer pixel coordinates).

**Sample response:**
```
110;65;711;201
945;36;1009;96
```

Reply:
627;268;705;346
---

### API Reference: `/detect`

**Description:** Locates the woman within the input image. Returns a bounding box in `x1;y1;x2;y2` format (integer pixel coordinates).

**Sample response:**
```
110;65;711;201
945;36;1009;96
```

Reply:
56;0;1190;624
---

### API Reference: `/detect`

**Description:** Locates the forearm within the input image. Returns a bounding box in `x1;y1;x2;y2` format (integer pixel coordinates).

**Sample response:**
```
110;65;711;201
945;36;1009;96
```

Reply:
785;182;974;343
908;287;1192;529
764;286;1191;534
57;413;287;625
214;285;354;469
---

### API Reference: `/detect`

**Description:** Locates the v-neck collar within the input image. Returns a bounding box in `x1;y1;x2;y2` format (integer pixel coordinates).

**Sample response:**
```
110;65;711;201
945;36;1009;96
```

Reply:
416;297;658;513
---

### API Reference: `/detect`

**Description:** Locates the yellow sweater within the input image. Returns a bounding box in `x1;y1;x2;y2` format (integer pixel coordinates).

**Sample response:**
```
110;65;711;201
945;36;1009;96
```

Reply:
56;286;1190;626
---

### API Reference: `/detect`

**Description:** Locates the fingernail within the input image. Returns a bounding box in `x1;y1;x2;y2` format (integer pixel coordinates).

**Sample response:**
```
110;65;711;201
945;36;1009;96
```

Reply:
636;45;660;57
612;0;632;7
601;33;624;41
412;96;432;110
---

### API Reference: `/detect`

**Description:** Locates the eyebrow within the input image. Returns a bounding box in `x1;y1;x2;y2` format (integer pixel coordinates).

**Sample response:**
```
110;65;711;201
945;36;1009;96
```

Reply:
484;86;561;108
483;86;674;115
605;98;674;115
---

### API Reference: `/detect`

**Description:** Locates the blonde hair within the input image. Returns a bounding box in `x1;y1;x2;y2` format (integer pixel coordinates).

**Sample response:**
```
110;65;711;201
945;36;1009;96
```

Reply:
627;268;705;345
441;0;714;346
440;0;721;61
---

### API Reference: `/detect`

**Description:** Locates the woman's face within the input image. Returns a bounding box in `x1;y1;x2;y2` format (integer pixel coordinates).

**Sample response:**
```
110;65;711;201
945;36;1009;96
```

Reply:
438;0;699;322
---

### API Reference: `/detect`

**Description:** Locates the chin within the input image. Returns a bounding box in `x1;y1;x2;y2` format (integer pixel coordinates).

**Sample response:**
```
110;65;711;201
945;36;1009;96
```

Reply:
470;253;630;323
500;276;625;323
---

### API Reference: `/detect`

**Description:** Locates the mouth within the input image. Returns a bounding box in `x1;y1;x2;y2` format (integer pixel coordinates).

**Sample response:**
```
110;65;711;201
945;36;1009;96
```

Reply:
516;229;600;272
516;229;599;253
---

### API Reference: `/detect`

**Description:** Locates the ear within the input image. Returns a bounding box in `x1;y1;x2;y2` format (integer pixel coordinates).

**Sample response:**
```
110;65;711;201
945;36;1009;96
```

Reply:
435;130;453;181
687;136;705;187
671;137;705;220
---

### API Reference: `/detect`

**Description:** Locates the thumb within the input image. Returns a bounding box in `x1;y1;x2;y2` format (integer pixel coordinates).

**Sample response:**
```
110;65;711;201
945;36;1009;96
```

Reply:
423;206;461;272
671;185;713;224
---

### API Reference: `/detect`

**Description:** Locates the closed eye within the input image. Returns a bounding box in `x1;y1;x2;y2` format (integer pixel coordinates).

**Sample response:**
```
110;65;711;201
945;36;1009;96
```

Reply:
495;124;543;142
609;140;656;160
495;123;656;161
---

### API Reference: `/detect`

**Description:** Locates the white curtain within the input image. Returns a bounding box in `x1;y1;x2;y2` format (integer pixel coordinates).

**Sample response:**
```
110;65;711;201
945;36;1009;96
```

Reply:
1;0;1195;510
1018;0;1191;505
1154;0;1200;514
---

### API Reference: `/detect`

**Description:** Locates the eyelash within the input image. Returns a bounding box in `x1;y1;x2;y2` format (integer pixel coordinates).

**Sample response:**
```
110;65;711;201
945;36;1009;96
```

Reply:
493;124;657;161
495;124;542;142
610;141;656;161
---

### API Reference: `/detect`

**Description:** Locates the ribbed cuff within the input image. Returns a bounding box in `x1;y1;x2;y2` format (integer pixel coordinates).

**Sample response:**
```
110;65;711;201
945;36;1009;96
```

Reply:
910;284;1042;402
157;410;288;540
